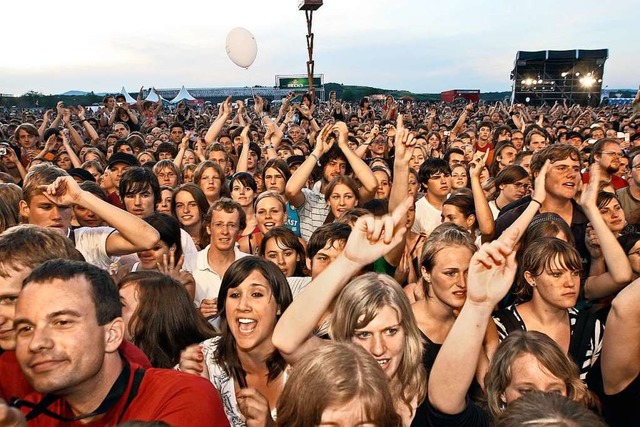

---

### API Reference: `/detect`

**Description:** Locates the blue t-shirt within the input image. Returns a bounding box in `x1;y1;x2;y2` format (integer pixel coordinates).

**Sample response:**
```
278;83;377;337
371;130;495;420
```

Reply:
286;202;301;237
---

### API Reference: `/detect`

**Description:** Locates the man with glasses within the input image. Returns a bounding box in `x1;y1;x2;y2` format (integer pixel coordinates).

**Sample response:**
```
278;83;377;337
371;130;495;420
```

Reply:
184;199;249;318
617;151;640;228
583;138;628;190
412;158;451;237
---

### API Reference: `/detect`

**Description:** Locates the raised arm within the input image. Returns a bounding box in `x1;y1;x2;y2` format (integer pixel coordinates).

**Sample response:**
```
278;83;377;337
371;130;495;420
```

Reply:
285;123;333;208
497;160;550;245
38;110;52;138
174;132;191;168
235;126;251;173
429;228;518;414
354;125;378;158
42;176;160;256
469;152;495;242
76;106;99;143
49;101;63;130
272;197;411;365
580;164;633;300
333;121;378;201
204;97;231;145
62;109;84;153
602;276;640;394
60;133;82;169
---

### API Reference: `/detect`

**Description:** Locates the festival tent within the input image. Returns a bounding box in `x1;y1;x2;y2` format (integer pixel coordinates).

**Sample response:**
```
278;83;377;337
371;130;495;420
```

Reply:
119;87;137;104
170;86;197;104
144;88;168;104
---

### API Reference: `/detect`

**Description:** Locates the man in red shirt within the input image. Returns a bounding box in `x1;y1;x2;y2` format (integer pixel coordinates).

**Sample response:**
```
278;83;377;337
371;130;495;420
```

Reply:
582;138;629;190
1;259;228;426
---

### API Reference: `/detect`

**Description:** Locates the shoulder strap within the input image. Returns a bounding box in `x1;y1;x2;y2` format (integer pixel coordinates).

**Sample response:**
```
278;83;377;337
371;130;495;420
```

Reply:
568;310;597;368
116;368;146;424
494;308;522;334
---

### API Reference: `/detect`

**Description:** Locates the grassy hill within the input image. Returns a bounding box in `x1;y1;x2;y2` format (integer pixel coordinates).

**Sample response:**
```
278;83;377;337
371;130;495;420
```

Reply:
325;83;511;102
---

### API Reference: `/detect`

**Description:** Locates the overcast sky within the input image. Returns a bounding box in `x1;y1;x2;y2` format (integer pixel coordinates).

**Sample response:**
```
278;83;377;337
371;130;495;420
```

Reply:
1;0;637;96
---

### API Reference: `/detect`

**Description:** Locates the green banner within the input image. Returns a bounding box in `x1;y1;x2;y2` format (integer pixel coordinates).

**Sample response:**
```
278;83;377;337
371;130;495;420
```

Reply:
277;77;323;89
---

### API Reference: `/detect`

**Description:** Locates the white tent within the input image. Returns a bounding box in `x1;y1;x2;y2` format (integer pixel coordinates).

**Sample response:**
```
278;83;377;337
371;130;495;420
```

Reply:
170;86;197;104
119;87;137;104
144;88;167;103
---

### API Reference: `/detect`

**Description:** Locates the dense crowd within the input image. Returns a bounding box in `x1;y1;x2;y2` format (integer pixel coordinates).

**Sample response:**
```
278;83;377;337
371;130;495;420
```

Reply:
0;86;640;426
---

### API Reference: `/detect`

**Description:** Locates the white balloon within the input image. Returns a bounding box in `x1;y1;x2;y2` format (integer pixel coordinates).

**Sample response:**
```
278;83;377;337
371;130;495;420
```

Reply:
226;27;258;69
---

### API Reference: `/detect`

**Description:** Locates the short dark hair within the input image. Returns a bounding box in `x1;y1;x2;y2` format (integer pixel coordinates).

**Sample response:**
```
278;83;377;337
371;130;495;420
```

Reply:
23;259;122;325
144;213;183;262
307;222;351;261
169;122;184;133
155;142;178;159
418;157;450;185
119;166;161;205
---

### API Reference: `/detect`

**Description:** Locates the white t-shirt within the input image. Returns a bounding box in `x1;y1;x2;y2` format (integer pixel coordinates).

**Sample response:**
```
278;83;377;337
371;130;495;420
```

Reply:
184;245;249;306
411;196;443;237
72;226;115;270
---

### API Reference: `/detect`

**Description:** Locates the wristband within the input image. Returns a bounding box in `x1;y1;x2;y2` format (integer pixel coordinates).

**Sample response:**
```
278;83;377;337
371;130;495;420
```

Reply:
530;198;542;207
309;152;321;166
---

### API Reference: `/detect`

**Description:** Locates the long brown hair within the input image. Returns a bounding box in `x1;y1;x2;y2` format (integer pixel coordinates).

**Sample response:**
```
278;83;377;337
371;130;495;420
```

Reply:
120;271;217;368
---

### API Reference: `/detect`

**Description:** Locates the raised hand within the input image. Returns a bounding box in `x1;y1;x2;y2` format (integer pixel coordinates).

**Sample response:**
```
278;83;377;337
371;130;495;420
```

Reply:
76;105;86;120
241;125;251;146
342;197;411;267
332;121;349;146
468;226;518;306
40;176;84;206
180;132;191;151
579;163;600;210
222;96;232;116
315;123;335;155
469;150;489;180
394;115;416;162
531;159;550;204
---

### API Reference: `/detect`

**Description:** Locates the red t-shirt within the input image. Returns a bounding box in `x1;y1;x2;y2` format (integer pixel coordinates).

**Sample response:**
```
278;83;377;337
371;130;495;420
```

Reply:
0;341;151;402
0;350;32;401
19;361;229;427
581;172;629;190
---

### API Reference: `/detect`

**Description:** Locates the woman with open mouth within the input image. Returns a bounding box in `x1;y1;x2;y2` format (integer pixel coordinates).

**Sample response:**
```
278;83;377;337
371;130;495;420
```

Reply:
178;256;293;426
273;200;427;426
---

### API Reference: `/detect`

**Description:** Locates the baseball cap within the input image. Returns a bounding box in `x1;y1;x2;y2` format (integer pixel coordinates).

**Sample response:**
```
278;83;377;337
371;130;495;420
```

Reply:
68;168;96;183
107;152;139;169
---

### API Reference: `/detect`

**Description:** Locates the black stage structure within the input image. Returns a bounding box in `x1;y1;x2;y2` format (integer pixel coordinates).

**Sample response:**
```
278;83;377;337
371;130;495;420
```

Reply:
510;49;608;106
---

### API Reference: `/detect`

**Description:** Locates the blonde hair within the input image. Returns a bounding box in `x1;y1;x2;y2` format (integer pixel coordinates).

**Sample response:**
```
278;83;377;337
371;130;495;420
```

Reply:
276;342;402;427
329;272;426;413
419;223;477;295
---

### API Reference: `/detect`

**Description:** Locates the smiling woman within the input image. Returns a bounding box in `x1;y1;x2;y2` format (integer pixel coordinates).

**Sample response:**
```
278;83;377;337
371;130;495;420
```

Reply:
178;256;293;426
